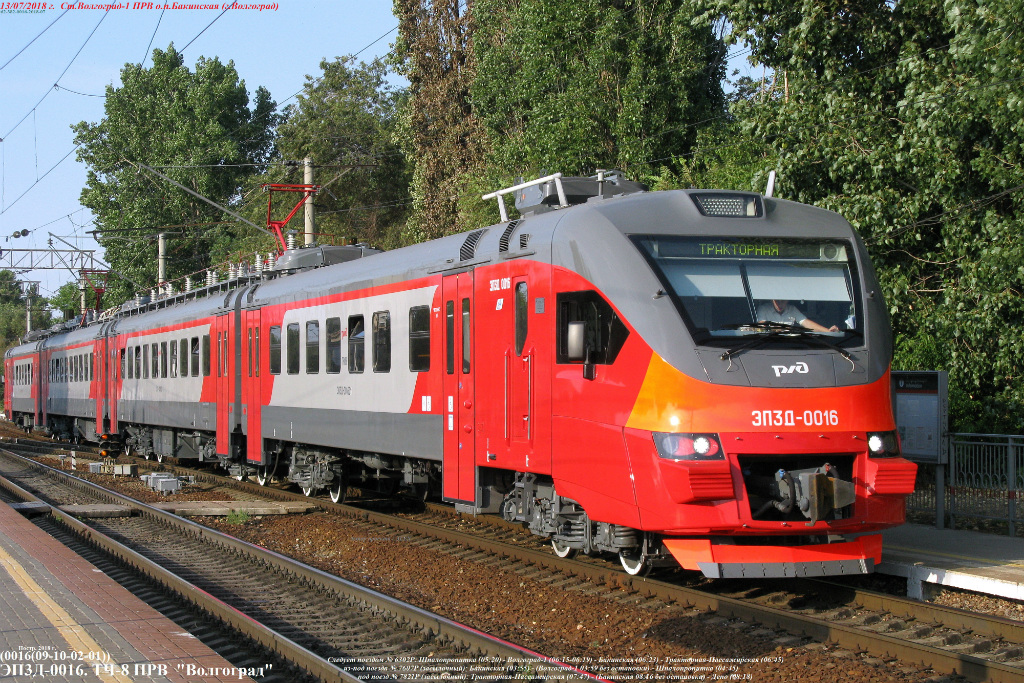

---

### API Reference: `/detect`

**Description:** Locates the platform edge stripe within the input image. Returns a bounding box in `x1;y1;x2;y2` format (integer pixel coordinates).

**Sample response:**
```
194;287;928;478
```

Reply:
0;543;132;683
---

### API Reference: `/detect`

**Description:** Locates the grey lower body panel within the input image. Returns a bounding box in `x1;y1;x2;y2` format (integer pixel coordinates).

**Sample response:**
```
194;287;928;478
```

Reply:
118;400;217;432
260;405;442;461
698;558;874;579
45;398;95;419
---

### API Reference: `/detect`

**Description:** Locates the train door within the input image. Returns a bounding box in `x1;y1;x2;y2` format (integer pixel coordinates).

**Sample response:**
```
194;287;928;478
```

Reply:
441;272;476;504
215;314;231;456
108;331;121;435
40;346;49;429
242;309;264;468
32;344;42;429
95;333;107;437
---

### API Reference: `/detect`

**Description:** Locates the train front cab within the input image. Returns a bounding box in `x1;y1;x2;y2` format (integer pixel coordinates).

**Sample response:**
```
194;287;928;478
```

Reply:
515;188;920;578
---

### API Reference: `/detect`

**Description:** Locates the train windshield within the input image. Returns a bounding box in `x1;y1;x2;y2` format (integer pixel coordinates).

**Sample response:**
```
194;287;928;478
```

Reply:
632;236;862;339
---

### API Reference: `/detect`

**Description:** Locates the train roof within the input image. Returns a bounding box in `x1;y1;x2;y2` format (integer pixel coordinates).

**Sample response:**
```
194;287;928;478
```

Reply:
5;178;863;358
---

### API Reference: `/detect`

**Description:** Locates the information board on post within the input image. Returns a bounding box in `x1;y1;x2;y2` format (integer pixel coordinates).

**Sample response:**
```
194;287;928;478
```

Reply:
891;371;948;464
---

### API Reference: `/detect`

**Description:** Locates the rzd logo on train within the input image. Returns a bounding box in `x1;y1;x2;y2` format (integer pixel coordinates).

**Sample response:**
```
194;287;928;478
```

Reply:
772;361;809;378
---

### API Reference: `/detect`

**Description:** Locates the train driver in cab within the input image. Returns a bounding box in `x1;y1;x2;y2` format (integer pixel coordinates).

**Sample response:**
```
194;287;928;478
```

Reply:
757;299;839;333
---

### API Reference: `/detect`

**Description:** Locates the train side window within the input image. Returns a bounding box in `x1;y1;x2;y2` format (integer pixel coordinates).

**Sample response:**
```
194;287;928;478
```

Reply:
89;353;94;381
247;329;253;378
191;337;200;377
372;311;390;373
515;281;528;356
348;316;365;373
306;321;320;374
269;325;281;375
286;323;300;375
180;339;189;377
151;343;159;378
135;346;143;379
556;291;630;365
326;317;341;374
201;335;210;377
120;348;126;379
445;301;454;375
221;333;228;377
409;306;430;372
254;328;260;377
216;333;222;377
170;341;178;378
161;342;167;378
143;345;150;379
462;298;471;373
126;348;134;380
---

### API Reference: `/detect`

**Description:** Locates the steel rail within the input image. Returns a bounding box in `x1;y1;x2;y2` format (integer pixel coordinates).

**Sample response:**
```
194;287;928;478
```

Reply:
0;449;598;683
10;439;1024;682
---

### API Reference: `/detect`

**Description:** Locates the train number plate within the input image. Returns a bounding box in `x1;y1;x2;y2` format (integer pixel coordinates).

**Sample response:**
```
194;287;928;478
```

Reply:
751;409;839;427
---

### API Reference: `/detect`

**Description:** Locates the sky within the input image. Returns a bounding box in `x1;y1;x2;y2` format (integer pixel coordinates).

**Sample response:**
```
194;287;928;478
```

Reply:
0;2;401;303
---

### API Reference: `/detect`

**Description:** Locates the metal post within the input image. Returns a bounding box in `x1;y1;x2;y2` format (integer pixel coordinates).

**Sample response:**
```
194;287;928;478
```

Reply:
304;157;315;246
24;286;32;334
158;232;167;286
1009;437;1017;536
79;278;87;317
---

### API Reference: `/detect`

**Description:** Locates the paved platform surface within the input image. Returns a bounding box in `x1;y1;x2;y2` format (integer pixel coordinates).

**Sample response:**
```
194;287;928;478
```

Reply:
880;523;1024;601
0;501;259;683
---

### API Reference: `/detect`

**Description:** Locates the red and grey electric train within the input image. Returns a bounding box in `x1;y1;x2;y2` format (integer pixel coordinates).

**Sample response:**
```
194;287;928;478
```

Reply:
4;172;916;578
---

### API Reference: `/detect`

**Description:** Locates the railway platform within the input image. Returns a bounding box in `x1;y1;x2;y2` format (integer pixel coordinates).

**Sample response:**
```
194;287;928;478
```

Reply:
880;523;1024;602
0;499;258;683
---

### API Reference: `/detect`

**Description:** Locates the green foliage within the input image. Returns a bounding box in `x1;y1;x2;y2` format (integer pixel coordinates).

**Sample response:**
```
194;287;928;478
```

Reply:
224;509;250;524
72;46;277;305
393;0;488;239
273;57;411;251
723;0;1024;432
469;0;728;216
0;271;51;358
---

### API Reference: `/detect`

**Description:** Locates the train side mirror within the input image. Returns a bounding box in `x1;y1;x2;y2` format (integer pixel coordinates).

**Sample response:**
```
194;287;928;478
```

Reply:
567;322;586;360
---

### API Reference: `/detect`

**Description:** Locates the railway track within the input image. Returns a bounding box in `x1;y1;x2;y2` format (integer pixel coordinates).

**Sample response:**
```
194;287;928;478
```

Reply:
9;438;1024;682
0;446;594;682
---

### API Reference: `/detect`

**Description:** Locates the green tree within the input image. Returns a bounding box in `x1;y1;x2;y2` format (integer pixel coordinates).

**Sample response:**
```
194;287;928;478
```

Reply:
393;0;488;240
469;0;728;220
724;0;1024;432
72;46;277;304
272;57;410;251
0;272;52;357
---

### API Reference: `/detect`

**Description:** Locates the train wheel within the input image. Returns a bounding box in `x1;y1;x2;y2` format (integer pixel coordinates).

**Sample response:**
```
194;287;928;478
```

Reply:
618;546;652;577
255;466;271;486
155;452;164;464
301;485;315;497
329;479;345;504
551;539;577;559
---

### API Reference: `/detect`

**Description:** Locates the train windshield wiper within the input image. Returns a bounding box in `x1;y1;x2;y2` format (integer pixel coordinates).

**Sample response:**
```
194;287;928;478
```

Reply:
718;322;858;370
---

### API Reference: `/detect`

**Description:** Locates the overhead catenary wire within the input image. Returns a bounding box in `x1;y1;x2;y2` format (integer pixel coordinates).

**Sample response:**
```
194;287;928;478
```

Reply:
0;11;108;142
0;8;71;74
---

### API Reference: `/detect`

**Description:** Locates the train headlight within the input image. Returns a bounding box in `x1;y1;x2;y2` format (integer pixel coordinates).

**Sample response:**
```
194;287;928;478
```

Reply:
653;432;724;461
867;430;901;457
